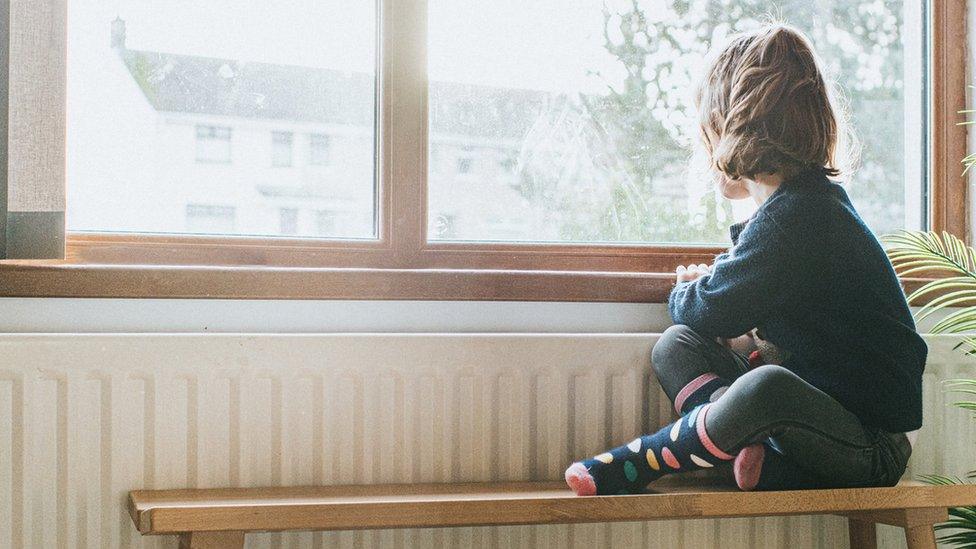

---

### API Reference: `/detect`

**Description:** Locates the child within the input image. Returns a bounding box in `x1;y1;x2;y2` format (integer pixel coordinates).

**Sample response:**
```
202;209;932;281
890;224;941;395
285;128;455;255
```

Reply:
565;24;925;495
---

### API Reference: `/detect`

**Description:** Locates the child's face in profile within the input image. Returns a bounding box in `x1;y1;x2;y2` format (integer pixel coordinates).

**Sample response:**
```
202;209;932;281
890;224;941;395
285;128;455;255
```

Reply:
716;173;750;200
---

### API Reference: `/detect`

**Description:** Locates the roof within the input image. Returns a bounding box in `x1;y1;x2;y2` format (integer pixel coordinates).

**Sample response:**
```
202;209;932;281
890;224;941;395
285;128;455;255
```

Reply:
120;49;546;139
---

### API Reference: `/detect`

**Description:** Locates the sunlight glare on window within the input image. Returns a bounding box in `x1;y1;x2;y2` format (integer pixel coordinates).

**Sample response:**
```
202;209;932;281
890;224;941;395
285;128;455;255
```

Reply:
67;1;377;239
427;0;923;244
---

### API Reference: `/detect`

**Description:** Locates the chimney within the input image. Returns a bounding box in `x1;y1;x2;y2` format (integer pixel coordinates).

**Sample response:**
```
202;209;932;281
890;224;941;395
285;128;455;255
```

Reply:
111;17;126;49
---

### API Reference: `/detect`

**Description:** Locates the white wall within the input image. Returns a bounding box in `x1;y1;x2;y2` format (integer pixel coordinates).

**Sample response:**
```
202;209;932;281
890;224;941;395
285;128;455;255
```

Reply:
0;299;669;334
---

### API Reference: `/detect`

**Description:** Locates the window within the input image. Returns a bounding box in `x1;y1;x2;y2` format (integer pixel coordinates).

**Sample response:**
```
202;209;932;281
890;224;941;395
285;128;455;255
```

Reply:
185;204;235;233
427;0;925;244
456;154;474;175
272;131;294;167
309;134;331;166
316;210;337;235
195;126;232;164
279;207;299;235
16;0;962;301
66;2;377;238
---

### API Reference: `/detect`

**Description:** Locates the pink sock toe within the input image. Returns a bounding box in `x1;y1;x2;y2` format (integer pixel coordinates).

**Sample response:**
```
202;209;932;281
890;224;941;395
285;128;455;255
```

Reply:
733;444;765;491
565;462;597;496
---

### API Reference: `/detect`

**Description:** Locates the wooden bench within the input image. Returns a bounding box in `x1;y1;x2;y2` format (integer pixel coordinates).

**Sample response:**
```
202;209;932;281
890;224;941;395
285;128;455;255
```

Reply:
129;479;976;549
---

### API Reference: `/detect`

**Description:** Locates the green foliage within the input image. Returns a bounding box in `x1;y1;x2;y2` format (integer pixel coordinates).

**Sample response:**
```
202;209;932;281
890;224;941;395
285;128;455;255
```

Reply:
516;0;906;243
885;231;976;352
960;105;976;176
945;379;976;417
921;473;976;547
885;230;976;546
126;52;160;105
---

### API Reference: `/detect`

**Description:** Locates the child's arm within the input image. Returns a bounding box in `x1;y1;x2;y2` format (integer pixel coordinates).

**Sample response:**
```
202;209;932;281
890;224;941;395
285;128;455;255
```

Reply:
669;210;799;337
676;264;759;353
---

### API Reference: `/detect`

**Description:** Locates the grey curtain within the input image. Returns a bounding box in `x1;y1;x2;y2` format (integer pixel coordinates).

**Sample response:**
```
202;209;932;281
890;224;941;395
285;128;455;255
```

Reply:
0;0;66;259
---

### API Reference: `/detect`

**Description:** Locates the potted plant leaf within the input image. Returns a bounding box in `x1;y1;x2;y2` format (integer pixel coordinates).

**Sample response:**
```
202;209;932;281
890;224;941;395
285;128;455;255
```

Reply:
885;230;976;546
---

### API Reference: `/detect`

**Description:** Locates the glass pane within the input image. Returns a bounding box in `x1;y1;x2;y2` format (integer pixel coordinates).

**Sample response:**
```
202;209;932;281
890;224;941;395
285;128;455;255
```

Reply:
67;2;377;239
428;0;924;244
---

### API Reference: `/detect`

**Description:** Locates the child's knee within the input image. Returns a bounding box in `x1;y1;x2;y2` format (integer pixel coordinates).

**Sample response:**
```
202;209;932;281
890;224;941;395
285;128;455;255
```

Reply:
651;324;696;373
730;365;802;415
746;364;797;386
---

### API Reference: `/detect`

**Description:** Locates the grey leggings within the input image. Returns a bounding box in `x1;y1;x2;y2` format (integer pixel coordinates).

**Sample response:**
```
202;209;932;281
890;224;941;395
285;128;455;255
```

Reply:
652;325;912;488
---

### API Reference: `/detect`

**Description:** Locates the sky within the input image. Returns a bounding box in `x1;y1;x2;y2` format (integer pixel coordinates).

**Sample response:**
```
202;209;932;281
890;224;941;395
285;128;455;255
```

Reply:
69;0;628;94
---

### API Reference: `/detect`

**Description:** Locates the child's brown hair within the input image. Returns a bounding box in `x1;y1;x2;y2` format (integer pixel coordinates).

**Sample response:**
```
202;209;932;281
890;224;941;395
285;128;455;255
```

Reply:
697;24;852;181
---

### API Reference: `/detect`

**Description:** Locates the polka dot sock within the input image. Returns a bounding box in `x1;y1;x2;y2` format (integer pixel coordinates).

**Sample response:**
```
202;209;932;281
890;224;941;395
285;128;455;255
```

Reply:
673;373;730;414
565;403;735;495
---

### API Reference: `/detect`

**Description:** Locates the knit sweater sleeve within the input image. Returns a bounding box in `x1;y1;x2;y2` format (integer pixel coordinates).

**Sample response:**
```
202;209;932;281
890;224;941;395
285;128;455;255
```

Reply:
668;210;797;337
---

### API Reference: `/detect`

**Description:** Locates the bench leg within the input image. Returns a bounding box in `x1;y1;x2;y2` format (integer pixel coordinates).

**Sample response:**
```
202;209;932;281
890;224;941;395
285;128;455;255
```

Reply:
848;519;877;549
178;531;245;549
841;508;946;549
904;524;937;549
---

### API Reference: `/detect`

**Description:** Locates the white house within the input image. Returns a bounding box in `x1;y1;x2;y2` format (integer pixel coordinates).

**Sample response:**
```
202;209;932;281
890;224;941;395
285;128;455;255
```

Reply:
67;18;548;240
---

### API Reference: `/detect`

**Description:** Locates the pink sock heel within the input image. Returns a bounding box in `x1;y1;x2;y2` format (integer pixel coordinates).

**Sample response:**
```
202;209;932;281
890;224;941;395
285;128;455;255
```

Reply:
564;462;597;496
733;443;765;491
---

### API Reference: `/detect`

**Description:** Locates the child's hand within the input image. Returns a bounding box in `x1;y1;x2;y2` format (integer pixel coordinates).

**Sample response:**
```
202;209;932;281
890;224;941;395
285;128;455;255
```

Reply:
718;332;758;355
676;264;711;283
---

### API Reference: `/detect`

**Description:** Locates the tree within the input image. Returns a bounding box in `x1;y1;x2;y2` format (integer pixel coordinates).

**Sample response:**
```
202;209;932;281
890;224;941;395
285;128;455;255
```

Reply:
515;0;906;244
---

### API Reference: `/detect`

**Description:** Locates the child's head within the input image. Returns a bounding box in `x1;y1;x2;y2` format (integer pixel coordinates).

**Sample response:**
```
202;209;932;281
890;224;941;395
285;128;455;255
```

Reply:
697;24;849;189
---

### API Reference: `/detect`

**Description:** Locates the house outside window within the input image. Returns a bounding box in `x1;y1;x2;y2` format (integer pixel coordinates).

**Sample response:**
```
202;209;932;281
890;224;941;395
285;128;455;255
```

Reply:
316;210;337;236
456;154;474;175
272;131;294;167
309;134;331;166
195;125;232;163
279;207;299;235
185;204;235;233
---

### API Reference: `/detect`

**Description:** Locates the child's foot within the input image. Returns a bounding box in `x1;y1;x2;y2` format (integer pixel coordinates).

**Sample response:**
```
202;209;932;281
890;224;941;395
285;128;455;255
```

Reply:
733;441;821;491
564;462;597;496
733;444;765;491
565;403;735;495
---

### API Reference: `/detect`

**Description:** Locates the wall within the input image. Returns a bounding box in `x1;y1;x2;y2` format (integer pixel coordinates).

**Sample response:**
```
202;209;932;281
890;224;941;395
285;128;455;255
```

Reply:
0;299;669;334
0;332;972;549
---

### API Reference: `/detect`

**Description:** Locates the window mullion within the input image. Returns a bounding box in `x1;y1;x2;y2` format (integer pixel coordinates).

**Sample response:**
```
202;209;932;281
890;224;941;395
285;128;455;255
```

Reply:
385;0;428;266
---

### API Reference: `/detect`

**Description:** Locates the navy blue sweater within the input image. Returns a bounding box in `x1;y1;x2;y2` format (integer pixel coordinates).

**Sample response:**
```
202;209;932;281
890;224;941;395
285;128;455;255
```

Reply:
669;170;926;432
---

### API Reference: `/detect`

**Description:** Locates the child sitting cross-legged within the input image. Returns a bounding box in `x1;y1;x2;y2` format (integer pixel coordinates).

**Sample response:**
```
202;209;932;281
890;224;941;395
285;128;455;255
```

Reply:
565;24;926;495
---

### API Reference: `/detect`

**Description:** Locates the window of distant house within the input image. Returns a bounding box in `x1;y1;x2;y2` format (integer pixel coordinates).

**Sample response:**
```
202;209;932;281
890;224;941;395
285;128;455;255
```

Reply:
185;204;236;234
279;207;299;235
456;154;474;175
316;210;337;235
66;4;377;239
426;0;926;244
272;131;294;167
309;134;331;166
194;125;232;164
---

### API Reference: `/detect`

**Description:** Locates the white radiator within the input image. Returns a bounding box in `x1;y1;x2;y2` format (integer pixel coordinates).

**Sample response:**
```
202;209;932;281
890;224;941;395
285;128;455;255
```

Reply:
0;334;972;548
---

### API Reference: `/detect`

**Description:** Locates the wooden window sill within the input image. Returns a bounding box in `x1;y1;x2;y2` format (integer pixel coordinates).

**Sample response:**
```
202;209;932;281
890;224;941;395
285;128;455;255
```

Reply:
0;263;946;304
0;263;679;302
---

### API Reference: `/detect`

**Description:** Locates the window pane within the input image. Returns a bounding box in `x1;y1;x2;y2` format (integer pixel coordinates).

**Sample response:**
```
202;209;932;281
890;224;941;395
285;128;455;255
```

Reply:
195;126;232;163
309;134;332;166
271;131;294;168
428;0;924;244
67;2;377;239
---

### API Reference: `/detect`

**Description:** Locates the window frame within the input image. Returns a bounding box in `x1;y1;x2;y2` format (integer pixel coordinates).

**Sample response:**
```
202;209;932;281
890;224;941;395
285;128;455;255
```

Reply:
0;0;966;302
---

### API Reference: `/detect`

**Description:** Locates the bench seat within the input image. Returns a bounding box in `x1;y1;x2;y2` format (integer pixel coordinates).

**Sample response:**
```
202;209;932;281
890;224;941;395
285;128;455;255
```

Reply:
129;479;976;548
